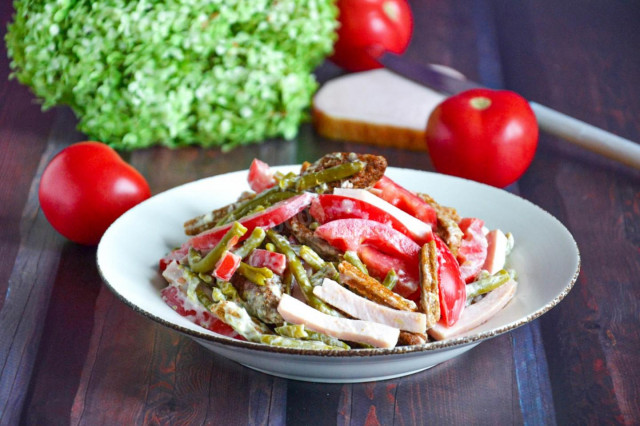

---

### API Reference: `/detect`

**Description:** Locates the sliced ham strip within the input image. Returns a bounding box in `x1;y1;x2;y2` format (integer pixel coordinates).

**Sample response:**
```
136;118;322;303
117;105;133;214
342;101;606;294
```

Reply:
277;294;400;349
482;229;509;275
313;279;427;333
428;279;518;340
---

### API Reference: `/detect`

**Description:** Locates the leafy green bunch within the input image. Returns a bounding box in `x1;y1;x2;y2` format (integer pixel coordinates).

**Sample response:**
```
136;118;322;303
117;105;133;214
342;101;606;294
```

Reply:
6;0;338;150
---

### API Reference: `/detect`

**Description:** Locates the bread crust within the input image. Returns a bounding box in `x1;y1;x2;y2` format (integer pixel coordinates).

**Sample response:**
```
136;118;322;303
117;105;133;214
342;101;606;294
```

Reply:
312;108;427;151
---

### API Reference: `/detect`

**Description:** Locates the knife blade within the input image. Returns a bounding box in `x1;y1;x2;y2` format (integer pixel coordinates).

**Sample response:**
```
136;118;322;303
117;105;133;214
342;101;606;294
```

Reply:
378;53;640;170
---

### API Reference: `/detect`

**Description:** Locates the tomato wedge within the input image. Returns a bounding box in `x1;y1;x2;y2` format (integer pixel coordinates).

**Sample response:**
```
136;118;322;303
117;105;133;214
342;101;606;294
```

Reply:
457;218;489;283
358;245;420;300
310;194;428;243
247;249;287;275
434;236;466;326
314;218;420;263
247;158;276;193
213;250;242;281
373;176;437;227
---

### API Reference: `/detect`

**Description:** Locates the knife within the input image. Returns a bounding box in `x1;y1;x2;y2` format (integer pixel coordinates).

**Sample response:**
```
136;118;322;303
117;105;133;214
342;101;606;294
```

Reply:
378;53;640;170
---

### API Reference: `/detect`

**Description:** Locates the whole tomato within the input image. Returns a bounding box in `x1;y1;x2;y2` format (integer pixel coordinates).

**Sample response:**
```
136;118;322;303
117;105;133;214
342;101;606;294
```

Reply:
39;142;151;245
331;0;413;72
425;88;539;187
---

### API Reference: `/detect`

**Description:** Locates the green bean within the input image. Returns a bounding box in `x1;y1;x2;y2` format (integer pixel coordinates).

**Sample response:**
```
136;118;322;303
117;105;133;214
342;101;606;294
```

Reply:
275;323;308;338
189;221;247;273
310;263;339;287
305;330;351;350
275;171;298;190
382;269;398;290
299;245;326;271
233;227;266;259
344;250;368;275
209;301;271;342
266;230;341;316
259;334;346;350
195;283;215;308
265;243;276;252
295;161;365;191
466;269;511;301
282;269;293;295
217;189;297;225
209;286;226;303
237;262;273;286
216;280;243;305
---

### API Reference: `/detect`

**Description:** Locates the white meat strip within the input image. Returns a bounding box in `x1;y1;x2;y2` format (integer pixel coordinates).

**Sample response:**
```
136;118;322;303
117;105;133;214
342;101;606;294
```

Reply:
428;279;518;340
313;278;427;333
277;294;400;349
482;229;508;275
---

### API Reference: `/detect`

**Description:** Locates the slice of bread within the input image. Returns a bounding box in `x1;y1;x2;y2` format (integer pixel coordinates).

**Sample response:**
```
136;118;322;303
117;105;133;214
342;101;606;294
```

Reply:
312;69;447;151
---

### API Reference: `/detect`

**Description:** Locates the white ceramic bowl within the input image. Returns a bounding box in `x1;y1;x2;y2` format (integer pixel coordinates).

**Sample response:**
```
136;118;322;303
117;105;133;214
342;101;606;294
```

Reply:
97;166;580;383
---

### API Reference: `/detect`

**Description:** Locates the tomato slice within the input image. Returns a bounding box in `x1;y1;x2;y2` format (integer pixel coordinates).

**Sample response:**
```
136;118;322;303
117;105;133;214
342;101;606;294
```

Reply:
247;158;276;193
373;176;437;227
247;249;287;275
160;192;314;269
457;218;489;283
314;218;421;264
310;194;424;241
188;192;313;252
358;245;419;300
434;236;466;326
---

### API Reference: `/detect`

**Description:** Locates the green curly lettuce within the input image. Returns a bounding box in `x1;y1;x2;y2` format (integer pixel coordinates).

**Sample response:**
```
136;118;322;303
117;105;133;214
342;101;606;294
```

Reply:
6;0;338;150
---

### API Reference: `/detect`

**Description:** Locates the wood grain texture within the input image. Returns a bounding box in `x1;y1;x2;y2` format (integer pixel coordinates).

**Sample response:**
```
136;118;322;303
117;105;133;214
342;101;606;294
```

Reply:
491;0;640;424
1;0;639;424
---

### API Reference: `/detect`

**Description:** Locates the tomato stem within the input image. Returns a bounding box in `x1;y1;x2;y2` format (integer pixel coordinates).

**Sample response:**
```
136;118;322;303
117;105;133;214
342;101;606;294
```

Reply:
383;1;399;21
470;96;492;110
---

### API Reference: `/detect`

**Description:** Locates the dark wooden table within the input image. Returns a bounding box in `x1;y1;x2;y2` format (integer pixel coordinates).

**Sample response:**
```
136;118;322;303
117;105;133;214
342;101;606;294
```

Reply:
2;1;639;424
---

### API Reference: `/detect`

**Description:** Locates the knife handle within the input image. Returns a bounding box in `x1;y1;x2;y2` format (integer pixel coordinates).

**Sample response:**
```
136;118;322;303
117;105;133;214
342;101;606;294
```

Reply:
530;102;640;170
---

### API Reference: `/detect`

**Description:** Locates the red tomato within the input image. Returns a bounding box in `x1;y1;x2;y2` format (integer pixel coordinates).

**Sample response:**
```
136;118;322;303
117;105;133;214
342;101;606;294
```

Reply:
247;249;287;275
309;194;423;242
331;0;414;72
247;159;275;193
213;250;242;281
457;218;489;283
161;284;239;338
358;245;419;300
425;88;539;188
179;192;314;253
373;176;437;227
39;141;151;245
434;236;466;326
314;218;421;264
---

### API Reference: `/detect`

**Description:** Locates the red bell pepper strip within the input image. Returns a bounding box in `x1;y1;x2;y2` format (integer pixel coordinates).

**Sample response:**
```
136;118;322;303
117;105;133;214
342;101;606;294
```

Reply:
247;249;287;275
457;218;489;283
247;158;276;193
373;176;437;227
314;218;421;264
213;250;242;281
434;236;466;326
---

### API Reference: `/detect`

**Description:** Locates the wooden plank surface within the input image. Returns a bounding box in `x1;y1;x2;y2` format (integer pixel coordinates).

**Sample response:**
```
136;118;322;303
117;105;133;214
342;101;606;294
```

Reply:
0;0;638;424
